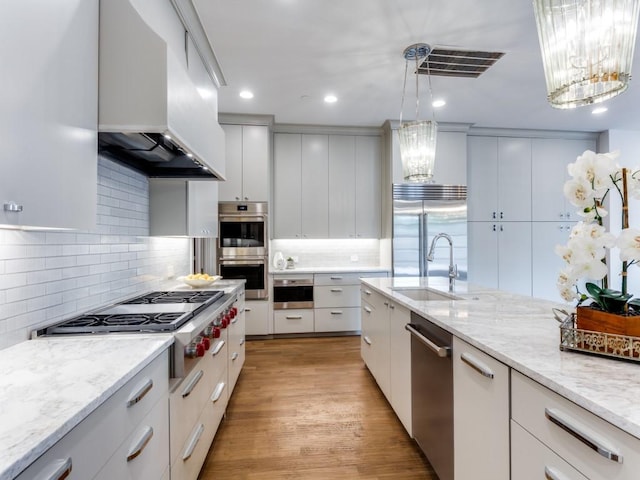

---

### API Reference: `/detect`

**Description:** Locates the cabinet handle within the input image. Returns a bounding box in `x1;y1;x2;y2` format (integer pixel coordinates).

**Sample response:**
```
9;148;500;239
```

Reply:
3;201;23;213
285;315;303;320
566;211;571;218
559;212;565;218
405;324;450;357
126;378;153;407
231;317;238;324
182;423;205;461
383;301;389;306
181;369;204;398
363;306;372;314
40;458;72;480
544;466;570;480
211;382;226;403
492;211;496;219
500;225;504;232
492;224;497;232
330;276;343;280
245;307;252;312
231;351;239;361
363;335;372;345
330;310;343;315
240;338;245;346
363;289;372;296
544;408;622;463
500;211;504;219
330;288;343;292
460;352;494;378
389;304;395;310
211;340;225;356
126;425;154;462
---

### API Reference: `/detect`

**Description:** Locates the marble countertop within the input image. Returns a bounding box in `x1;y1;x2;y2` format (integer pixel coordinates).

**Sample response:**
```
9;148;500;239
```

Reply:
362;276;640;440
270;266;390;275
0;334;173;480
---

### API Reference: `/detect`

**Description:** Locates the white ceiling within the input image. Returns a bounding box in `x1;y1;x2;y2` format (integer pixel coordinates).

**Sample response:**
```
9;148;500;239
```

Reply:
193;0;640;132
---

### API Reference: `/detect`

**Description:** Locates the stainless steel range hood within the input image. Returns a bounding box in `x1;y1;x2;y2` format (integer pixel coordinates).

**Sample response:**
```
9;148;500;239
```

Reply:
98;0;226;180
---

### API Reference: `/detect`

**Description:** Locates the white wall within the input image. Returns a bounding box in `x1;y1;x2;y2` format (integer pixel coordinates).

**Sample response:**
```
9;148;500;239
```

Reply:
270;238;380;269
0;157;190;349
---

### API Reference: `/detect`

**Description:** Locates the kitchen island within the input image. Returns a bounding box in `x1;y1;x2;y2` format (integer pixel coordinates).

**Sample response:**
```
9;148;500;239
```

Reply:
362;276;640;480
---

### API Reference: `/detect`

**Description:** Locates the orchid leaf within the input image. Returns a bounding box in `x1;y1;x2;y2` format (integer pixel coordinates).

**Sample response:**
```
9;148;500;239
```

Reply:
585;283;603;298
600;293;632;314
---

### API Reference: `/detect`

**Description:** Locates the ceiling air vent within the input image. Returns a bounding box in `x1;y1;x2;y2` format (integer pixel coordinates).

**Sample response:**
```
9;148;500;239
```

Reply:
417;48;504;78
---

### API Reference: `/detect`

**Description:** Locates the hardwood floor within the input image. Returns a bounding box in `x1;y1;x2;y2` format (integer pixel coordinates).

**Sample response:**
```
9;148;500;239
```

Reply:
198;336;436;479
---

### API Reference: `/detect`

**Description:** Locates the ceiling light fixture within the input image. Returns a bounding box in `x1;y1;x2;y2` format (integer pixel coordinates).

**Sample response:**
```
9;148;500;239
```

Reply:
533;0;640;109
432;99;446;108
239;90;254;99
592;106;609;114
398;43;437;183
324;94;338;103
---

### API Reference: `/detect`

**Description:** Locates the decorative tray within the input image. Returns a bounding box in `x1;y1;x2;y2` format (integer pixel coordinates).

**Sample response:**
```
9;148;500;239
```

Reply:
555;309;640;363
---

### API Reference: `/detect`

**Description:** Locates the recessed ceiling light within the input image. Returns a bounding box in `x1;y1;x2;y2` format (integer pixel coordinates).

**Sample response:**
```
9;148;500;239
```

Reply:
324;94;338;103
592;106;608;114
432;99;446;108
239;90;254;99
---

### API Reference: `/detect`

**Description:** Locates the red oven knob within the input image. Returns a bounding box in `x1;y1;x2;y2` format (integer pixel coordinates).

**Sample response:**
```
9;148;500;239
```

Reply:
203;325;214;338
185;342;205;358
213;326;221;338
201;337;211;350
196;343;205;357
229;307;237;318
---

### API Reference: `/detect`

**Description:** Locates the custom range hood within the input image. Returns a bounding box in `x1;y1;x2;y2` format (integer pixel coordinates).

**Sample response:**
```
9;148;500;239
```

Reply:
98;0;225;180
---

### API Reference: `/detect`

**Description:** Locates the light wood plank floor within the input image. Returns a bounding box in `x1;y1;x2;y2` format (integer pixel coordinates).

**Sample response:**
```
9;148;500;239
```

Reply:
198;336;436;479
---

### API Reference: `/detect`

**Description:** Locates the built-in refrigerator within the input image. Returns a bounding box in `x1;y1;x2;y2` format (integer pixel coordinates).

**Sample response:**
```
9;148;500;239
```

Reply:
392;184;467;279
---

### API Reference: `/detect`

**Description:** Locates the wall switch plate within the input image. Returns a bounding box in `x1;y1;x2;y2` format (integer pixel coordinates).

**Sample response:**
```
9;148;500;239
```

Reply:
350;254;358;262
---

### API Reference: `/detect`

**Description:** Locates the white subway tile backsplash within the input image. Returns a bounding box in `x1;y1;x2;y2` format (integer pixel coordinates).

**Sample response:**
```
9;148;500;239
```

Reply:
0;156;190;349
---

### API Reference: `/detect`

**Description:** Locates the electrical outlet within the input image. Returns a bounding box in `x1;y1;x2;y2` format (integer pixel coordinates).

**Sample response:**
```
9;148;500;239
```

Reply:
350;254;358;262
292;256;299;263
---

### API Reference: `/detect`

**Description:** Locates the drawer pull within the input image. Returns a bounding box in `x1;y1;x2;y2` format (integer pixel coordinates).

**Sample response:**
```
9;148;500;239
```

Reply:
41;458;72;480
544;466;569;480
330;288;343;292
211;340;225;356
240;338;245;346
245;307;252;312
126;378;153;407
460;352;494;379
330;310;343;315
212;382;226;403
363;289;372;296
231;352;239;361
330;276;343;280
126;425;154;462
544;408;623;463
286;315;303;320
231;317;238;324
181;369;204;398
182;423;205;461
363;335;372;345
363;306;372;314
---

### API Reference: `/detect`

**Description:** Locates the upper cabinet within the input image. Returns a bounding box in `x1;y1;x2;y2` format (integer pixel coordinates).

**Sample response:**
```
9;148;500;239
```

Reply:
531;138;596;222
219;125;270;202
273;132;381;239
468;136;532;222
0;0;98;230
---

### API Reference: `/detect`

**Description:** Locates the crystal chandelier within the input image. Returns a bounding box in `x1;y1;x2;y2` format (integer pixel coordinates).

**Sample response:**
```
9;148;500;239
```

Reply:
533;0;640;109
398;43;438;182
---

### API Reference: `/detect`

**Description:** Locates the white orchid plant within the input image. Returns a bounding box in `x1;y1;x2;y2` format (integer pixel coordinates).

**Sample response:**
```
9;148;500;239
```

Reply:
556;150;640;314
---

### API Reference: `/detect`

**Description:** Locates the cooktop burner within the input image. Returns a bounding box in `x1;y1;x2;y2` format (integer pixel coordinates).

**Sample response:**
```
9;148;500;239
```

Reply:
122;290;224;305
45;312;189;334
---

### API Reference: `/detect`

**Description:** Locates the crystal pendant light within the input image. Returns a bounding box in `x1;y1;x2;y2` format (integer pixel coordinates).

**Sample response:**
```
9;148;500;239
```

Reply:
398;43;438;182
533;0;640;109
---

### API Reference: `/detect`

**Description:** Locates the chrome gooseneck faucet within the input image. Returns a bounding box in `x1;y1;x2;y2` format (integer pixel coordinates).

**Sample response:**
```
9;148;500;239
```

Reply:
426;233;457;292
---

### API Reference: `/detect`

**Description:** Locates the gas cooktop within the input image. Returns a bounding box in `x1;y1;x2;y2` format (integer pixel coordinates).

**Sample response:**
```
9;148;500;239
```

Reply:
43;290;225;335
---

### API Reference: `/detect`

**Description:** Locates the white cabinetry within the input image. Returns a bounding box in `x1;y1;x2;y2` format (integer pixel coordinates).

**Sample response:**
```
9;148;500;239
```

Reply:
453;337;509;480
273;133;302;238
245;299;270;336
532;222;572;301
17;350;170;480
273;309;314;333
314;273;362;332
301;135;330;238
360;289;391;401
149;179;218;237
511;370;640;480
0;0;97;230
219;124;269;202
228;297;246;393
388;300;411;435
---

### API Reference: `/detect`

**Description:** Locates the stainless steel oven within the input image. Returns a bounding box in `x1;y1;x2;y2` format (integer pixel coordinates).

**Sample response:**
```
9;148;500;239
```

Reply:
218;256;268;300
273;276;314;309
218;202;268;257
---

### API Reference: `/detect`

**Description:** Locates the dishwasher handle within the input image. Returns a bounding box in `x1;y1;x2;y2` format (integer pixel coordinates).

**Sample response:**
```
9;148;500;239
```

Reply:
405;323;451;358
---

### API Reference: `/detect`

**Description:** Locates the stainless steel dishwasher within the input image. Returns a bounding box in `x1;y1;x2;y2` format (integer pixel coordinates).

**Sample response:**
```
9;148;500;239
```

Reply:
405;311;453;480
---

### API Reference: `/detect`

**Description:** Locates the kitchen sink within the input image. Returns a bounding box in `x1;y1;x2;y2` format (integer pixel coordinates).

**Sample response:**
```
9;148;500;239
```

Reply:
391;287;460;302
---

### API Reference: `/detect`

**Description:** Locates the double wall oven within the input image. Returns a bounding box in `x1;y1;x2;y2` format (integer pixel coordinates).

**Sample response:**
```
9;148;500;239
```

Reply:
217;202;268;299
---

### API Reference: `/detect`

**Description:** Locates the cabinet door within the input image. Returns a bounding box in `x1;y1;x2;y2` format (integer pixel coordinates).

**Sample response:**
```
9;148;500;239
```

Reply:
273;133;302;238
329;135;356;238
467;136;498;221
219;124;243;201
301;135;329;238
244;299;270;335
467;222;499;288
0;0;97;230
498;137;532;221
532;222;572;302
532;138;596;222
453;337;509;480
242;125;269;201
187;181;218;237
498;222;532;296
355;136;381;238
389;302;411;435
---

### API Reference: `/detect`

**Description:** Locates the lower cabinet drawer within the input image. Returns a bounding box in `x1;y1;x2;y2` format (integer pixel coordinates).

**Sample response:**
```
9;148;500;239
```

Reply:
314;307;360;332
228;337;245;393
274;309;314;333
93;395;169;480
511;370;640;480
511;420;588;480
313;284;361;308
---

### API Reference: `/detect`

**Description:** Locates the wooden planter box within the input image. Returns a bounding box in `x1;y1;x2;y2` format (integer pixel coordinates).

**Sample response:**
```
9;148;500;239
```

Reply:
576;305;640;337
